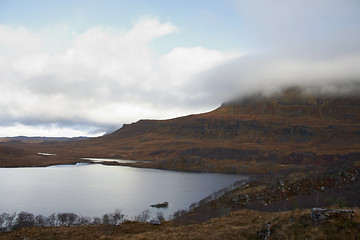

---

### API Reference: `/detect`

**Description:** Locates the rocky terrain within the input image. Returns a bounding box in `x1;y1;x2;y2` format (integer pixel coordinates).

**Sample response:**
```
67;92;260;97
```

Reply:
2;86;358;174
1;157;359;239
1;207;359;239
1;86;360;238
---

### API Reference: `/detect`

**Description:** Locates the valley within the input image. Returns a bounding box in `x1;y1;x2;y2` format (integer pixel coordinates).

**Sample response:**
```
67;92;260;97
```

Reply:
1;87;359;175
1;87;360;239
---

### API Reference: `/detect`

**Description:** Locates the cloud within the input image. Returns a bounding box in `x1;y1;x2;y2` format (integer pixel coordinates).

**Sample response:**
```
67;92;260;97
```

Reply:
233;0;360;55
0;18;239;136
2;1;360;137
0;25;42;56
194;54;360;104
185;0;360;103
0;123;99;138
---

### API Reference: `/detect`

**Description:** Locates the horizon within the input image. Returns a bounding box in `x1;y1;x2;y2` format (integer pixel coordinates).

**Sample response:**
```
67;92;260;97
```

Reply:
1;0;360;137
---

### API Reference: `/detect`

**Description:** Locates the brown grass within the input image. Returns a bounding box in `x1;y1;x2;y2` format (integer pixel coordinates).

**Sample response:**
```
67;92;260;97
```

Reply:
1;209;359;240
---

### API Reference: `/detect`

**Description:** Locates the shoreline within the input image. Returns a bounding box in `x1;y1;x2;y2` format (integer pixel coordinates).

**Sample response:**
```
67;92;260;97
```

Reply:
0;156;262;175
0;159;255;175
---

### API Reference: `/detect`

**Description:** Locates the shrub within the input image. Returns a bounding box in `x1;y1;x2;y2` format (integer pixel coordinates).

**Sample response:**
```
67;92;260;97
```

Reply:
12;212;35;230
133;209;151;222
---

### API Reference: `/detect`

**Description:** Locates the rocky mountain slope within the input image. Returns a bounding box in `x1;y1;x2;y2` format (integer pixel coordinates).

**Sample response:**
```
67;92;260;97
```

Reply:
1;86;359;238
1;86;360;172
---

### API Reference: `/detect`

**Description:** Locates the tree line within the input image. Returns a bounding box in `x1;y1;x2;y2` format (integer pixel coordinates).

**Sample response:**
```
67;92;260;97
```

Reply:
1;180;249;232
0;209;164;232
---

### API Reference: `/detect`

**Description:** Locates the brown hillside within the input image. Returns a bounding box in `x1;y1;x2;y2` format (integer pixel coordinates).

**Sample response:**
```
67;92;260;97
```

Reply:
1;208;359;240
2;87;360;172
0;145;82;167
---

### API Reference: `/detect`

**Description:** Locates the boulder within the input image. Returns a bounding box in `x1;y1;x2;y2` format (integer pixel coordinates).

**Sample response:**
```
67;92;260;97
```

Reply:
311;208;354;223
149;219;161;225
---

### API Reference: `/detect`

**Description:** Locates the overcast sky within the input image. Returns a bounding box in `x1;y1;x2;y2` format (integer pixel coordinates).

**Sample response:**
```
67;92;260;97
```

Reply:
0;0;360;137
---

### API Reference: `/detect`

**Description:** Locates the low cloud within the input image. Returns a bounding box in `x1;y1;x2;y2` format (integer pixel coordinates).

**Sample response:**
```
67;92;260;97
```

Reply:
1;0;360;137
233;0;360;56
194;54;360;104
0;18;239;136
190;0;360;104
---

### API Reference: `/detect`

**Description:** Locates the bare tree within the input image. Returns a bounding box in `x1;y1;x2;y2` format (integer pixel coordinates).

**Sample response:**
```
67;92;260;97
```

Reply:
6;213;16;231
92;217;102;225
134;209;151;222
156;212;165;222
0;213;9;231
68;213;78;225
112;209;126;225
12;212;35;230
35;214;47;226
102;213;111;225
57;213;79;226
78;216;91;225
47;213;57;227
57;213;67;226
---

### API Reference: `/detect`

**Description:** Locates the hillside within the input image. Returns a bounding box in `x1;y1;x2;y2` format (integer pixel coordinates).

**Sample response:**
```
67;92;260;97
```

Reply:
1;87;360;238
0;136;88;144
2;86;360;172
1;208;359;240
0;145;81;167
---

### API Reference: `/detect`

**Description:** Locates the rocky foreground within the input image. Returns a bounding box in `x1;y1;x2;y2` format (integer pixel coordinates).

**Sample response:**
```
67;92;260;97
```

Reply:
1;208;359;240
1;86;360;238
1;157;359;239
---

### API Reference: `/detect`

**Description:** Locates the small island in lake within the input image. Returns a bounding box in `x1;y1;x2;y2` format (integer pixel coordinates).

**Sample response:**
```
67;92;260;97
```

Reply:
150;201;169;208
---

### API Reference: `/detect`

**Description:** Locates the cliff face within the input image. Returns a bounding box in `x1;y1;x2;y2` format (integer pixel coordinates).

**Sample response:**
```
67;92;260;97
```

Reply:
220;87;360;122
110;87;360;140
67;87;357;173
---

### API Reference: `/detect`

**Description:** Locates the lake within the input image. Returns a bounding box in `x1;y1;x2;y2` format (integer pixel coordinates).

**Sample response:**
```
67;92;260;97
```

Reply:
0;163;247;219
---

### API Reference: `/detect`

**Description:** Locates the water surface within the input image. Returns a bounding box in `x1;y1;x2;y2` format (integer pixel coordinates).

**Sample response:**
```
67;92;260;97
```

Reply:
82;157;143;164
0;163;246;218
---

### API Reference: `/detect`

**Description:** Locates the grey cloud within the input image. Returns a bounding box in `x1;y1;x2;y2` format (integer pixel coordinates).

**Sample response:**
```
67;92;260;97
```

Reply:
184;0;360;105
189;53;360;105
234;0;360;56
2;4;360;137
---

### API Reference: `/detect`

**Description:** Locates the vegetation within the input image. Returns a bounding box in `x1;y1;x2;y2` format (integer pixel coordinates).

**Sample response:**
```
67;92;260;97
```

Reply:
0;209;145;232
1;88;360;238
1;87;360;175
0;208;359;240
1;158;359;239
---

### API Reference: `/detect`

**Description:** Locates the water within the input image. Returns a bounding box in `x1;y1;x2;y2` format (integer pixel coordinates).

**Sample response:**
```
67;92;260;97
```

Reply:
0;163;246;219
81;157;144;164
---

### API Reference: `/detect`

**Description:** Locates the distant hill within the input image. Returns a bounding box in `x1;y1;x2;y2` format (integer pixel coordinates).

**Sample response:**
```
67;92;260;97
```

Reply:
16;86;357;173
1;86;359;171
1;86;359;238
0;136;89;144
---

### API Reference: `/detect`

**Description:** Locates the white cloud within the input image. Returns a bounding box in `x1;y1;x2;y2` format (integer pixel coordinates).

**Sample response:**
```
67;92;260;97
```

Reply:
179;0;360;104
232;0;360;55
0;18;240;137
0;25;42;56
3;1;359;138
0;123;99;138
196;54;360;104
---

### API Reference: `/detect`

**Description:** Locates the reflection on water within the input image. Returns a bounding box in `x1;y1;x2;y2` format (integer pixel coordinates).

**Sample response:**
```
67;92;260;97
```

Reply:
37;152;56;156
81;157;143;164
0;164;247;218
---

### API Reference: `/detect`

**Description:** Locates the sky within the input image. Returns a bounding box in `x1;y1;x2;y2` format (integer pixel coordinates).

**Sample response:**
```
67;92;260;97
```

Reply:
0;0;360;137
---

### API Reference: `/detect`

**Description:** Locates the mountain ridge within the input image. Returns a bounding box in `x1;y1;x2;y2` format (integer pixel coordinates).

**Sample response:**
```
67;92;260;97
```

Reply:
1;86;359;173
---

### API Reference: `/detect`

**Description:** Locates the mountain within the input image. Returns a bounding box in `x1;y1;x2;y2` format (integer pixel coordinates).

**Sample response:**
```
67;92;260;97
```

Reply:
2;86;359;237
0;136;89;144
12;86;358;173
0;144;81;167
